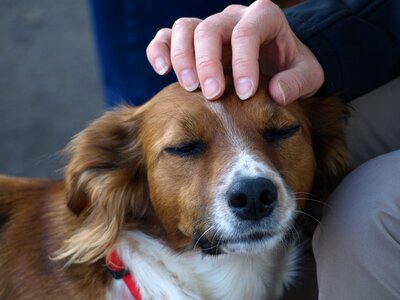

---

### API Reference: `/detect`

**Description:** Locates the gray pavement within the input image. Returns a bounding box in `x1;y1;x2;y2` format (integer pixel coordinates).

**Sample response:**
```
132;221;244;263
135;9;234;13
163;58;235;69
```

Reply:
0;0;104;178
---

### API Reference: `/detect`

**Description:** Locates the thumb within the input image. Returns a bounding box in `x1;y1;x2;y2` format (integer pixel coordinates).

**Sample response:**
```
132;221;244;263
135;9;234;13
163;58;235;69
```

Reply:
269;59;324;105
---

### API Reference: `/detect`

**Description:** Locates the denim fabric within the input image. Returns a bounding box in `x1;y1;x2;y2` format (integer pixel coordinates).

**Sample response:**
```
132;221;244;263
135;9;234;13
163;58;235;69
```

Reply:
89;0;252;107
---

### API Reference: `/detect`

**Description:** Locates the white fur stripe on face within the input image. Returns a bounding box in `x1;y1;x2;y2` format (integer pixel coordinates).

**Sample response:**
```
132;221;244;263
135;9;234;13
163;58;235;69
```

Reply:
205;100;244;148
227;151;274;179
203;98;296;252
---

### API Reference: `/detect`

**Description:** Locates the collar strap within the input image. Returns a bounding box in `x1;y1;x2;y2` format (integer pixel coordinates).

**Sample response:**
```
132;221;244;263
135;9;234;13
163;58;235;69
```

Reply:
106;250;142;300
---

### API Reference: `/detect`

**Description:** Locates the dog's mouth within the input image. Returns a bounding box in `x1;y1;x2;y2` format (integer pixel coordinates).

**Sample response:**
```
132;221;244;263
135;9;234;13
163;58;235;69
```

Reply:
193;230;282;256
193;190;297;256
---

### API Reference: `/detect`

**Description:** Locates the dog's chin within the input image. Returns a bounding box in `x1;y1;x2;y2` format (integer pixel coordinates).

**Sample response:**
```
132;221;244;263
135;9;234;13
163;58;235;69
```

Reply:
194;231;285;256
220;232;284;255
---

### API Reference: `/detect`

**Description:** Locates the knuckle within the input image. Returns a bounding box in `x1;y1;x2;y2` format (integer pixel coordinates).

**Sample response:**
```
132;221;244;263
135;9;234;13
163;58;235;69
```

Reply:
258;0;277;10
232;56;253;70
232;23;258;41
257;0;284;21
194;20;218;39
196;56;217;72
223;4;244;14
172;17;196;30
313;61;325;85
171;48;190;62
146;40;160;56
155;28;171;39
291;71;306;95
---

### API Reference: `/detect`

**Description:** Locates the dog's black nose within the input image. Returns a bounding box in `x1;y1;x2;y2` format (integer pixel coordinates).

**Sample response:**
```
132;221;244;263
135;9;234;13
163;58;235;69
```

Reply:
227;177;277;221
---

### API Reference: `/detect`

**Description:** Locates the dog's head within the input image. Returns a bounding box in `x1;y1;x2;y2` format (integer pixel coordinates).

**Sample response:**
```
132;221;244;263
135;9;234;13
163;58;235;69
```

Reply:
58;82;348;264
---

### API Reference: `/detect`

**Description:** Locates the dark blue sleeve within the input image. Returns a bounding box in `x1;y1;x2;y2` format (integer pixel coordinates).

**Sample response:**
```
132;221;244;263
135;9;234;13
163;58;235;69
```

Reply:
285;0;400;101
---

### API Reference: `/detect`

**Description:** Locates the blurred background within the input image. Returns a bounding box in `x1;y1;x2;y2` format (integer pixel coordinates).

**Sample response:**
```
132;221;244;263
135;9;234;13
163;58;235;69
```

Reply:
0;0;103;178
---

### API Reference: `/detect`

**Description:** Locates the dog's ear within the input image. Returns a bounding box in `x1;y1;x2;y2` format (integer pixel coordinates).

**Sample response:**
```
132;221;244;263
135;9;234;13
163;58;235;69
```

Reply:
55;106;148;264
300;97;351;198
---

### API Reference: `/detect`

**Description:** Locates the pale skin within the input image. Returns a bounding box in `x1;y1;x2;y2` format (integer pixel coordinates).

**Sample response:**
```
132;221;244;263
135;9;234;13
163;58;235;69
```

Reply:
146;0;324;105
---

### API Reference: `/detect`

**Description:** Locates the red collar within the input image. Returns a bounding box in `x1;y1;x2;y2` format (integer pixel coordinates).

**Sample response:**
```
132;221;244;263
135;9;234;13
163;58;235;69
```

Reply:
106;250;142;300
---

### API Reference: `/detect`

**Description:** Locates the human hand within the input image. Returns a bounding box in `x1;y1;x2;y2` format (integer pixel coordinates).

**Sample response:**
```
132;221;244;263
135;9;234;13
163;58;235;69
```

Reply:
146;0;324;105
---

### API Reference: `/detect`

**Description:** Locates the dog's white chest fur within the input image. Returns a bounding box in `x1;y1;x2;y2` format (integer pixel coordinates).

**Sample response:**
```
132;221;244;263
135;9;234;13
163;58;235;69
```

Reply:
106;231;299;300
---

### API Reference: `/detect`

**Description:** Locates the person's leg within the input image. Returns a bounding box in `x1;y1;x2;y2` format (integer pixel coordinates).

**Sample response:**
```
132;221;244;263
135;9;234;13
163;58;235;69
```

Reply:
312;77;400;299
313;150;400;299
345;76;400;167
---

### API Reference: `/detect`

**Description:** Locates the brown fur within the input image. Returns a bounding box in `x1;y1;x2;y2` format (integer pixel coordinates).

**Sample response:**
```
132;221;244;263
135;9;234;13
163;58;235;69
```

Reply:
0;81;349;299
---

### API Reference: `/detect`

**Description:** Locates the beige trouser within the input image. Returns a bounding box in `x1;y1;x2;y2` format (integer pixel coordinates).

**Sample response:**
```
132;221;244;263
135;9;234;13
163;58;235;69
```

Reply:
313;77;400;299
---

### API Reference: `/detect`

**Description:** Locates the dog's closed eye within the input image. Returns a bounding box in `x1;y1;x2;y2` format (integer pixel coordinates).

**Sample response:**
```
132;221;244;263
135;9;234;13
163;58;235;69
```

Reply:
263;125;301;143
164;141;206;157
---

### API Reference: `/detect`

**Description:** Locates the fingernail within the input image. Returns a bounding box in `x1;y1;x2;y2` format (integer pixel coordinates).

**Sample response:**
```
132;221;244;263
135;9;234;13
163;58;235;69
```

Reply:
277;80;288;105
203;78;220;99
236;77;254;100
181;69;199;92
155;57;168;75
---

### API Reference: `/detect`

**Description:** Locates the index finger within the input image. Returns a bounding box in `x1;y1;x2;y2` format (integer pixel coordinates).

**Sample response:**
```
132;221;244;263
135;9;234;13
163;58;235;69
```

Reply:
194;6;245;100
231;0;284;100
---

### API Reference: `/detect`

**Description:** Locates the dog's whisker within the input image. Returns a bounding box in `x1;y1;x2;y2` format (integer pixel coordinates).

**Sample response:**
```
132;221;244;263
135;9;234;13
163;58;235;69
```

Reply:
295;210;321;226
215;232;223;253
295;197;331;209
211;228;220;243
287;223;301;243
193;225;216;250
294;192;320;199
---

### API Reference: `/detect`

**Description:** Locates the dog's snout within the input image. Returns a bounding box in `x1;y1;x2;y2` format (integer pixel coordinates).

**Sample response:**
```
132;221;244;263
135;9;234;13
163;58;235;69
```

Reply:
227;177;277;221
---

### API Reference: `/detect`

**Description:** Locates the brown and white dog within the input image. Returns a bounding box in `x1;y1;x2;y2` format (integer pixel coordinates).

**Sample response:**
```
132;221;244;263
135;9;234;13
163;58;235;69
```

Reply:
0;80;349;299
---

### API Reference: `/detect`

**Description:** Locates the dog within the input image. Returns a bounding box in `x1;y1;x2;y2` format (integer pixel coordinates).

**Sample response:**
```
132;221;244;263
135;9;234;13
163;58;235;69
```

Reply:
0;80;349;299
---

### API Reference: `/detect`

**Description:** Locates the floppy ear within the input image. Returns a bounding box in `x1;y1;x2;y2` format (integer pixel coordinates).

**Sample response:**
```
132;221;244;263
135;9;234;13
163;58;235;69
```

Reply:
55;106;148;265
300;97;351;198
